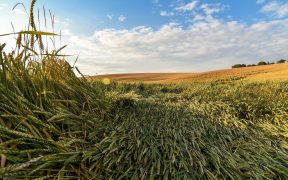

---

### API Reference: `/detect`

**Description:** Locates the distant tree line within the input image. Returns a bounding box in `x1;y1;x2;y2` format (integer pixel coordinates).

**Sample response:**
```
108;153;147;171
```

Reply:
232;59;287;68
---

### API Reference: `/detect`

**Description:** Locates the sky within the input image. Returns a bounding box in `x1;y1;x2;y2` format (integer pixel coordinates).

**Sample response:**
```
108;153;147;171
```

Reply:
0;0;288;75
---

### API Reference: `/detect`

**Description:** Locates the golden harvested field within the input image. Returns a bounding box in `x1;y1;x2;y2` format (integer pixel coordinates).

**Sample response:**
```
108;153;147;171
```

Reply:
91;63;288;83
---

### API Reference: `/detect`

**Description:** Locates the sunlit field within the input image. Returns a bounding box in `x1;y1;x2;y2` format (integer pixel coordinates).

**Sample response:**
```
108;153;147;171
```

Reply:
92;63;288;83
0;0;288;179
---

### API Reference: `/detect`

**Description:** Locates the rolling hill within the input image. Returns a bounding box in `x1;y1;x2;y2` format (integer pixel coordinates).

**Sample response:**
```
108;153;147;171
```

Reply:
91;63;288;83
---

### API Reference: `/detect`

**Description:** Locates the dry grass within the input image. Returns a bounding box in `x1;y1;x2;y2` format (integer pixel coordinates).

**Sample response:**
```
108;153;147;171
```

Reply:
92;63;288;83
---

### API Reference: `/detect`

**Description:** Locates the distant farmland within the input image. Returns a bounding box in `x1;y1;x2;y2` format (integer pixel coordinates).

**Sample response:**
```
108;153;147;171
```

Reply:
92;63;288;83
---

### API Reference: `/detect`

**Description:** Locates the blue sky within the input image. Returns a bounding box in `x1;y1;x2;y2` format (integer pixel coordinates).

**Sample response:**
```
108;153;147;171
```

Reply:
0;0;288;74
41;0;281;33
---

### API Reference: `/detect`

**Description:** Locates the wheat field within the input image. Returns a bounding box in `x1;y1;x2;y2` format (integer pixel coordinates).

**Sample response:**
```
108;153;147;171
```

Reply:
93;63;288;83
0;0;288;179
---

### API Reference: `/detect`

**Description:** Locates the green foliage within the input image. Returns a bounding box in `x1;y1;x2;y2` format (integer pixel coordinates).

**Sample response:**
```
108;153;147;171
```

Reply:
247;64;256;67
108;91;140;109
233;59;287;68
257;61;268;66
277;59;287;64
232;64;246;68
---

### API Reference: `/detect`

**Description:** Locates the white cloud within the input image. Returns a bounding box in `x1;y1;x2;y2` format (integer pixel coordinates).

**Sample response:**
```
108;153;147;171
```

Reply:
152;0;159;4
54;17;70;28
12;8;26;15
0;3;8;10
256;0;265;4
160;11;174;16
118;15;126;22
261;1;288;18
152;0;162;8
64;19;288;75
175;1;198;12
0;2;70;52
107;14;113;20
193;14;205;21
0;3;29;49
200;3;225;15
